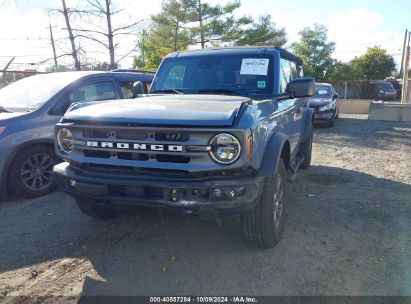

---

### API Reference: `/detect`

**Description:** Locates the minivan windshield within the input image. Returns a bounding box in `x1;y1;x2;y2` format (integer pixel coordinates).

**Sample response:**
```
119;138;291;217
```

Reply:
314;86;332;98
0;73;83;111
150;55;274;96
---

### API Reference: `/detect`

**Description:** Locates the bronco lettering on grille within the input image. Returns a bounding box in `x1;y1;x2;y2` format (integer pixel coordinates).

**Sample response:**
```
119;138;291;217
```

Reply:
86;141;183;152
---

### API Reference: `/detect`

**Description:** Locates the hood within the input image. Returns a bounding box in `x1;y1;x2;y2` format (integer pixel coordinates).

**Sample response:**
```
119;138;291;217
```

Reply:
308;98;332;107
64;94;249;126
0;111;28;121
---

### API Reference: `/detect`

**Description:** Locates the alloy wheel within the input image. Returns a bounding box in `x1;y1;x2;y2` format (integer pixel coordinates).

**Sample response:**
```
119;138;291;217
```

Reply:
20;153;55;191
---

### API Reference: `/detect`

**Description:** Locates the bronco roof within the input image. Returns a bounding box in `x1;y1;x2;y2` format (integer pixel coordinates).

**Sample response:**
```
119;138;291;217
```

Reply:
168;46;303;66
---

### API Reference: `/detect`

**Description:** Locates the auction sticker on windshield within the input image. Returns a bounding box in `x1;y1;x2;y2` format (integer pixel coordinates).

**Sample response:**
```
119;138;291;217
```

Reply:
240;58;269;75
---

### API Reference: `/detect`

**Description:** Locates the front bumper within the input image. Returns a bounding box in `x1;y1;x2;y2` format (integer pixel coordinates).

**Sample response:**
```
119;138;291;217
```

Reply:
313;110;334;123
54;162;264;213
380;93;397;101
0;147;13;199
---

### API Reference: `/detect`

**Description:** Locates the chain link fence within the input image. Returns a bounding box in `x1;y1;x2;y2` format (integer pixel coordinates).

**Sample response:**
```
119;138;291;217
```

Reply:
0;71;405;102
328;80;402;100
0;71;47;89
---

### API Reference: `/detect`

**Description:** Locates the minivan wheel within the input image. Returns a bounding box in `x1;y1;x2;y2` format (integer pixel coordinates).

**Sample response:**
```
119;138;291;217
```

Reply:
9;145;59;198
76;198;118;220
241;159;287;249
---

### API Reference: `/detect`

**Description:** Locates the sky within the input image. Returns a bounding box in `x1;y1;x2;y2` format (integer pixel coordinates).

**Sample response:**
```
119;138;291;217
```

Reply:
0;0;409;71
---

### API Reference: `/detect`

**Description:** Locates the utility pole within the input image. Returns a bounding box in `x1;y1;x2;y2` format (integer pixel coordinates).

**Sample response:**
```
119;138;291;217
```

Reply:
2;56;15;87
49;23;58;72
401;33;410;104
400;29;408;77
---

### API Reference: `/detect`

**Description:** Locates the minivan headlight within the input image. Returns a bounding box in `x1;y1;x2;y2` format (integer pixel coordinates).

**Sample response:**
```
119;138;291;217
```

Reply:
209;133;241;164
57;128;73;153
319;103;333;112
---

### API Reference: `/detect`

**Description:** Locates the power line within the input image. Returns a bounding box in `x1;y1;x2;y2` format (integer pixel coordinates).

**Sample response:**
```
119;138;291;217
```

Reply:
335;39;401;48
0;37;48;41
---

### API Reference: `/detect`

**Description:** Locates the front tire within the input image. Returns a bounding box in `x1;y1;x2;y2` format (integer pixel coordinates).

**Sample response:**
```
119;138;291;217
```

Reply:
241;159;288;249
299;128;313;170
76;198;118;220
9;145;59;198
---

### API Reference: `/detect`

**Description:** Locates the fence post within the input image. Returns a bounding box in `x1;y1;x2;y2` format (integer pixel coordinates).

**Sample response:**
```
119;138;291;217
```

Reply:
2;57;15;87
344;81;347;100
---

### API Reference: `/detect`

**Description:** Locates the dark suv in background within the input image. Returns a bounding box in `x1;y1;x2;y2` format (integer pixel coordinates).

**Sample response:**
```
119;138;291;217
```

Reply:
371;81;398;101
0;70;154;199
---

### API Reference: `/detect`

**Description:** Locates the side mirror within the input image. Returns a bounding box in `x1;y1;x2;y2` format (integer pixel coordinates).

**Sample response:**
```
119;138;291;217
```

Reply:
286;77;315;98
133;81;144;98
333;93;339;100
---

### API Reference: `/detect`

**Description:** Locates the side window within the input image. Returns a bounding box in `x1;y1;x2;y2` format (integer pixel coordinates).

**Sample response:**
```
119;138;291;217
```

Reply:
290;61;299;79
297;65;304;77
69;82;116;103
119;81;149;98
119;81;134;99
279;59;292;93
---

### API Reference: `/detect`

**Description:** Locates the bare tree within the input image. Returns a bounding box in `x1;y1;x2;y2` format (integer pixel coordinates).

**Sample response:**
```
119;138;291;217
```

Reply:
71;0;144;69
0;0;13;8
49;0;82;70
61;0;81;70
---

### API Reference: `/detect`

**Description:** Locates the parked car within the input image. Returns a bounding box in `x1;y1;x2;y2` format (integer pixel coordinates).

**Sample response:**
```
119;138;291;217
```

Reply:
53;47;315;249
309;83;339;127
0;70;154;198
370;81;398;101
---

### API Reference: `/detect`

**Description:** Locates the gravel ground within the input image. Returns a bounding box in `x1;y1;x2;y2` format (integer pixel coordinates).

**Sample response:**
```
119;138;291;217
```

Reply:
0;114;410;299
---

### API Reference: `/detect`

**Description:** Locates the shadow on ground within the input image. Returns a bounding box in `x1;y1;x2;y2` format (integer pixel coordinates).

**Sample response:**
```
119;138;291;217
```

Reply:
1;165;410;296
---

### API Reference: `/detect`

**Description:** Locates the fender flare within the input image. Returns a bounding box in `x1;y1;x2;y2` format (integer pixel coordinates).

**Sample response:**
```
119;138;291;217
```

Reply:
300;107;314;142
257;131;290;178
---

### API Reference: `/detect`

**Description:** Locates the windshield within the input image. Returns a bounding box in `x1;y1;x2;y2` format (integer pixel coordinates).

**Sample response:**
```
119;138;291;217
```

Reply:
378;82;395;92
0;73;83;110
314;86;332;98
151;55;274;96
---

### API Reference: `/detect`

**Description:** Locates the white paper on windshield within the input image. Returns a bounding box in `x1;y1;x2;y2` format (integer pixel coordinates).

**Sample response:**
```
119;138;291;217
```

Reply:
240;58;269;75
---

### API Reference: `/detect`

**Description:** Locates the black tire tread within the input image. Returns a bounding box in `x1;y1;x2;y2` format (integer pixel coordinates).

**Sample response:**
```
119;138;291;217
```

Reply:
299;128;313;170
241;160;287;249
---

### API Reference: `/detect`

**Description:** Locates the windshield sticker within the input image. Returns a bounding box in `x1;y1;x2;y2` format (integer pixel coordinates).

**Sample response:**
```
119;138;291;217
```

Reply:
240;58;269;75
257;81;266;88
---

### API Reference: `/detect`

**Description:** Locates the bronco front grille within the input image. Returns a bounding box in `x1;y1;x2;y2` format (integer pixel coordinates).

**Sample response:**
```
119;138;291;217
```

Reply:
57;124;250;173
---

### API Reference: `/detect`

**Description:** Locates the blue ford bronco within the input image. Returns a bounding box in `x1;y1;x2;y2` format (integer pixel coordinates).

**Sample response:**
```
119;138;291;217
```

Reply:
54;47;315;249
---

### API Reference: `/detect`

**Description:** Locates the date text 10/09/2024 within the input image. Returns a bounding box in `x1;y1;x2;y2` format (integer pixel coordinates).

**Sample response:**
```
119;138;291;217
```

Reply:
149;297;258;303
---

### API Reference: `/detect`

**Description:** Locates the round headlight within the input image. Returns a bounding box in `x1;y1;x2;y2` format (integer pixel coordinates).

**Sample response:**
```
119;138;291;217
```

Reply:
57;128;73;154
209;133;241;164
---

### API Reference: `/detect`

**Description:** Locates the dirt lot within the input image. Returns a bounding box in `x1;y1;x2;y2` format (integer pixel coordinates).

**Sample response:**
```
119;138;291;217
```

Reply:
0;115;411;299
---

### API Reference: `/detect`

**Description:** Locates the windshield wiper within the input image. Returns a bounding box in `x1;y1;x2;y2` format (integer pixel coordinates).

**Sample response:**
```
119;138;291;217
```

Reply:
198;88;247;96
150;89;183;95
